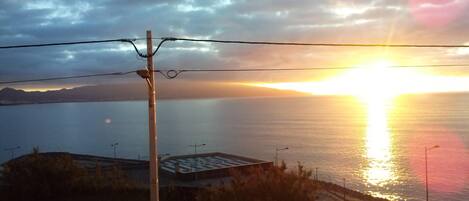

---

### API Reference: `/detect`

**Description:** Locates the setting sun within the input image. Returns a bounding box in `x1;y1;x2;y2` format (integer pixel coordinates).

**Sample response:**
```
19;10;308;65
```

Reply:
251;59;469;101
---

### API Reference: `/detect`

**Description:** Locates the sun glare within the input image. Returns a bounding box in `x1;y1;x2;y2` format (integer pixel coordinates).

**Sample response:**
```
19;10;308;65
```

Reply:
251;59;469;99
251;59;404;102
249;58;469;200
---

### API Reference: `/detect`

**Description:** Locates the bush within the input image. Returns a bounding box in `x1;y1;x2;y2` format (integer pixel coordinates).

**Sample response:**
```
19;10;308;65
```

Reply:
197;161;319;201
1;148;140;201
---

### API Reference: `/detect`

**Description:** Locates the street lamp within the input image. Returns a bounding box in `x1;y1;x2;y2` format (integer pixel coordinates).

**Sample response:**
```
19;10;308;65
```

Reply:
343;178;346;201
3;146;20;160
189;143;206;154
275;146;288;166
425;145;439;201
188;144;206;180
111;142;119;158
315;167;319;180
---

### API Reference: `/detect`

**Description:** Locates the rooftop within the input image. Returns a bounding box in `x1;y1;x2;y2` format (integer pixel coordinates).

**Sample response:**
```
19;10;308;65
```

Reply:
3;152;148;170
161;152;269;174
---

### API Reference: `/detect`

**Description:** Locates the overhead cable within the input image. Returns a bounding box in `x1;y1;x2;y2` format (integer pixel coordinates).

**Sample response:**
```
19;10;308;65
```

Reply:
153;63;469;78
0;38;140;50
0;70;136;85
162;37;469;48
2;63;469;84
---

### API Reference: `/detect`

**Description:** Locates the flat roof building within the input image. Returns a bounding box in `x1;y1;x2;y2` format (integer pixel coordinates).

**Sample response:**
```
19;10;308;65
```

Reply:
2;152;272;188
160;152;273;182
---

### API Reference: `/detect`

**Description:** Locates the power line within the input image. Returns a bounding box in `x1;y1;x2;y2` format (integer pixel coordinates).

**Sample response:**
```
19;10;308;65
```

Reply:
167;63;469;71
154;64;469;78
143;37;469;58
162;37;469;48
0;70;136;85
2;63;469;84
3;37;469;59
0;38;138;49
3;37;469;50
128;38;172;58
0;37;164;58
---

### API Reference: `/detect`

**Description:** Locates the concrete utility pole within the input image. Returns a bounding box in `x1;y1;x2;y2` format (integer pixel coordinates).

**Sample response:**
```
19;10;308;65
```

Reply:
137;30;159;201
147;30;159;201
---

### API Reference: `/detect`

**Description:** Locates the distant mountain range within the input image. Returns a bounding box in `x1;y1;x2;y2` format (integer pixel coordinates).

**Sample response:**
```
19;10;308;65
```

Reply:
0;81;306;105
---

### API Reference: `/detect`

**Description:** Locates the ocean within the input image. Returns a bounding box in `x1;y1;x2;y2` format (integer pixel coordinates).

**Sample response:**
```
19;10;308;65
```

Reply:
0;95;467;200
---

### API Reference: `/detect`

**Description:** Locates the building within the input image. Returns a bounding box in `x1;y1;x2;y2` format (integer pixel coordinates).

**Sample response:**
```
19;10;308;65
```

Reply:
160;152;273;187
1;152;273;188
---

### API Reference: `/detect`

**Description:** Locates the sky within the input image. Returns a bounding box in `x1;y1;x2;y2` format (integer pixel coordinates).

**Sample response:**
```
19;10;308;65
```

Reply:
1;0;469;91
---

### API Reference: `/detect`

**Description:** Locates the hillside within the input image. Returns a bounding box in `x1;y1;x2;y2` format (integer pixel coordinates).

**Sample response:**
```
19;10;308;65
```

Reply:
0;81;306;105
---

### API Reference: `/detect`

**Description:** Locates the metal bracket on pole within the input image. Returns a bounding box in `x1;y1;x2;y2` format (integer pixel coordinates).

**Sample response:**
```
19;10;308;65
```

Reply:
137;69;153;89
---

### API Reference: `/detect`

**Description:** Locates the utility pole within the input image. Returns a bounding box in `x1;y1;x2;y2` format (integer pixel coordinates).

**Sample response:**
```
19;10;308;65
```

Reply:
147;30;159;201
137;30;159;201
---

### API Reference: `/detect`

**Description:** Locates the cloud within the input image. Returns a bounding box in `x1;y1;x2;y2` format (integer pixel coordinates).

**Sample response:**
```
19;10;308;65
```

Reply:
1;0;469;89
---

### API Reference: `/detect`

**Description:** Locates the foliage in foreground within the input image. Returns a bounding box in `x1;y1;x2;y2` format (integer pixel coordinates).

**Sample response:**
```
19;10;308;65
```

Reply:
1;148;140;201
197;162;319;201
0;150;388;201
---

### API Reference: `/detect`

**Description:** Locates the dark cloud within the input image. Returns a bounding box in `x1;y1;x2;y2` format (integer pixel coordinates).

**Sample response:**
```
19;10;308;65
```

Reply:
1;0;469;89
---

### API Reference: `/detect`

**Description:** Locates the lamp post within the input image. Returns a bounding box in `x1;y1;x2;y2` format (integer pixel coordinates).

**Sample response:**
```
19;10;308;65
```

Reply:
274;146;288;166
188;144;205;180
189;143;206;154
3;146;20;160
343;178;346;201
425;145;439;201
111;142;119;158
315;167;319;180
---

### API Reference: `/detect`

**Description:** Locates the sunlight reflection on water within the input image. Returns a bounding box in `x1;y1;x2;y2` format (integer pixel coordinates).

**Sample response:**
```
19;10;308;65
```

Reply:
363;97;399;200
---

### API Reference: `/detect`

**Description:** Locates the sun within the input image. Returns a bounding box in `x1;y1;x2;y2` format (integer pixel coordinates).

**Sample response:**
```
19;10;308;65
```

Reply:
331;60;400;102
249;59;469;100
250;59;407;102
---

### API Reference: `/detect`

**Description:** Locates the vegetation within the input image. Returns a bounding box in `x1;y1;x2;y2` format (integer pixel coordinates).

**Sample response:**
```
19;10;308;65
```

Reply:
0;151;387;201
0;148;144;201
315;180;388;201
197;161;319;201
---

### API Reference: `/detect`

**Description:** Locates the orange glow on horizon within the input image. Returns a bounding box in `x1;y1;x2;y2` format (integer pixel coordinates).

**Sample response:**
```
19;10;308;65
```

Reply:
249;59;469;99
20;87;75;92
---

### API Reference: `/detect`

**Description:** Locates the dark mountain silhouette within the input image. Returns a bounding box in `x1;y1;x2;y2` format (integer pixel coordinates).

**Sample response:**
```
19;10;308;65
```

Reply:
0;81;306;105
